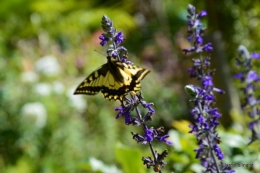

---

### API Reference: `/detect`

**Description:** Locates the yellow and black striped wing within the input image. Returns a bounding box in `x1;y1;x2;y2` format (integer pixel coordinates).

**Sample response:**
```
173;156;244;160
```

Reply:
112;60;150;92
74;63;112;96
119;62;150;84
74;57;150;101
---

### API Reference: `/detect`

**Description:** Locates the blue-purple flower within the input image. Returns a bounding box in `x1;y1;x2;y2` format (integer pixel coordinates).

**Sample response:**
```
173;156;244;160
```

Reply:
251;52;260;59
156;134;173;146
115;106;132;125
115;31;124;45
184;4;234;173
145;127;154;142
99;15;128;61
198;10;208;18
234;45;260;145
99;34;109;46
213;144;224;160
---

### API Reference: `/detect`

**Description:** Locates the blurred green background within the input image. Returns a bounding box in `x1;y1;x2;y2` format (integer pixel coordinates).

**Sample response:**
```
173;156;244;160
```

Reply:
1;0;260;173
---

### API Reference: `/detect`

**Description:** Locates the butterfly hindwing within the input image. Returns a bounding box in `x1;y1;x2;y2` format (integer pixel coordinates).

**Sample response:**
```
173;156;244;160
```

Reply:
112;60;150;85
74;56;150;101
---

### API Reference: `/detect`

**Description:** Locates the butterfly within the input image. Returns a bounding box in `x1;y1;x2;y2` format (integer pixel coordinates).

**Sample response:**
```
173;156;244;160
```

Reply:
74;56;150;101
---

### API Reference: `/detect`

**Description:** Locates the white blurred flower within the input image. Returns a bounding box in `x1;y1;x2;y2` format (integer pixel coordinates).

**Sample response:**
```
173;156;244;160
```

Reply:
21;71;39;83
21;102;47;128
89;157;122;173
34;83;52;96
67;86;87;112
52;81;65;94
35;55;60;76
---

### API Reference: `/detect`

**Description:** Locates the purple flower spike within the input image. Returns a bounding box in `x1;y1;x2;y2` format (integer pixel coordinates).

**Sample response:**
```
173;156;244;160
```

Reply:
99;14;170;173
184;4;234;173
99;15;127;60
235;45;260;145
115;93;171;171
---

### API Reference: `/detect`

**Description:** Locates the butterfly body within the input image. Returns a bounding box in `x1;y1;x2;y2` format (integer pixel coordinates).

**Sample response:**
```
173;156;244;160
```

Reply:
74;56;150;101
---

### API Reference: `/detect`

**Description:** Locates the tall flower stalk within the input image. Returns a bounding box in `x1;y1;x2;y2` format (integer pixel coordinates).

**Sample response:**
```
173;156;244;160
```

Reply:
183;4;235;173
99;15;172;173
234;45;260;145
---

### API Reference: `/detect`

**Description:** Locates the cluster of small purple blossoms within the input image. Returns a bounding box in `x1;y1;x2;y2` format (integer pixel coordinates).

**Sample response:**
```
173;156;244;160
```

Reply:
234;45;260;145
99;15;129;62
182;5;212;54
183;4;235;173
115;93;172;172
99;15;172;173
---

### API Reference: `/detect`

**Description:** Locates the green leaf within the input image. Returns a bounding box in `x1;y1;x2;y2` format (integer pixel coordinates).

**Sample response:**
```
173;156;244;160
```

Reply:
115;143;145;173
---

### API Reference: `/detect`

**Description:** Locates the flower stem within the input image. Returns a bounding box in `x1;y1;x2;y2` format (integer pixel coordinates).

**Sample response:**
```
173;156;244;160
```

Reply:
134;106;163;173
206;135;220;173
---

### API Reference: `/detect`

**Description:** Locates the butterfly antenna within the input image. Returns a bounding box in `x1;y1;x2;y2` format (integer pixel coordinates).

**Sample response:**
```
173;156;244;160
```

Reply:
94;50;106;57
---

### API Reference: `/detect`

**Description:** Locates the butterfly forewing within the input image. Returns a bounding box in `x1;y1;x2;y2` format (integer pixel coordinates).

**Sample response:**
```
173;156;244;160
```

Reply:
74;64;109;95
